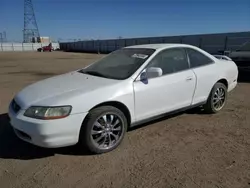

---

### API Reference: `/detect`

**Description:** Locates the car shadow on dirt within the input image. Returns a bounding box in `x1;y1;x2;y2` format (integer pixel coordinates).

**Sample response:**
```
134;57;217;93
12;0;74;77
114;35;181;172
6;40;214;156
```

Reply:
0;108;204;160
0;113;93;160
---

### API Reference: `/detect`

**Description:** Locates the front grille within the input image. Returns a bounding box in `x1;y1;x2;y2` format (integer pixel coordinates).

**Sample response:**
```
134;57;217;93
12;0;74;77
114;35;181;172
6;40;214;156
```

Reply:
11;100;21;113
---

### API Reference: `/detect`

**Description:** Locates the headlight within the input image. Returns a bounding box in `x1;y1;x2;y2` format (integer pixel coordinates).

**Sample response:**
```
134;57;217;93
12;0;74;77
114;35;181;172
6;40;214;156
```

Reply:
24;106;72;120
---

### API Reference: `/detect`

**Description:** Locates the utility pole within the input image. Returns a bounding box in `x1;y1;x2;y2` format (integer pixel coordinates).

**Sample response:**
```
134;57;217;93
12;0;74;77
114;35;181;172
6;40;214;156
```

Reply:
23;0;40;43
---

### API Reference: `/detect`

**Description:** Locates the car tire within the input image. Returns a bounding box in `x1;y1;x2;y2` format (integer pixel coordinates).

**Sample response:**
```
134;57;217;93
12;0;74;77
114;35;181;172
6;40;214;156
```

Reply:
203;82;228;114
79;106;128;154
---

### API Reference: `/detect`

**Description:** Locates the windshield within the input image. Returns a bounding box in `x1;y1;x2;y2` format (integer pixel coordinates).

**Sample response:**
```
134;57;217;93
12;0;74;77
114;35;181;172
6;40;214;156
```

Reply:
79;48;155;80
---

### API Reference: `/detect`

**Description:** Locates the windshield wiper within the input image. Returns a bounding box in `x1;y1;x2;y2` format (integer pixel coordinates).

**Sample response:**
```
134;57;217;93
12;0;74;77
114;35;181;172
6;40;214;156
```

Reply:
79;70;107;78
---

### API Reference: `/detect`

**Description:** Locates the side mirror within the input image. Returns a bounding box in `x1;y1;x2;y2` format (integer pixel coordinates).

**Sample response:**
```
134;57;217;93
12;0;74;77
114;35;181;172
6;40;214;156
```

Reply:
145;67;163;79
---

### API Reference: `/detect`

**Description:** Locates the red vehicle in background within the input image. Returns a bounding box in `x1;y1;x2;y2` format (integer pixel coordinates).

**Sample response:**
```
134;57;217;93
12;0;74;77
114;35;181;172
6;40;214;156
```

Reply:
37;43;54;52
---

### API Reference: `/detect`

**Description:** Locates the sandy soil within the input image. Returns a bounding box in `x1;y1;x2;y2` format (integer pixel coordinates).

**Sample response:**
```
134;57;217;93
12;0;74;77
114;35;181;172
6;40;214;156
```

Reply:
0;51;250;188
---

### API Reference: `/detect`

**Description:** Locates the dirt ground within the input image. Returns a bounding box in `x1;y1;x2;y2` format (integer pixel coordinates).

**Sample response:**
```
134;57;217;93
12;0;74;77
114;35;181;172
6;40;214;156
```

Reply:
0;51;250;188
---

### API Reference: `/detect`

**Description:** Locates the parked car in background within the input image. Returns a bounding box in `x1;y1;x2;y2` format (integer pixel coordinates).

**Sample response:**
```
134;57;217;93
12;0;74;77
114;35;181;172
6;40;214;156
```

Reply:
218;41;250;67
37;43;54;52
8;44;238;154
213;55;232;61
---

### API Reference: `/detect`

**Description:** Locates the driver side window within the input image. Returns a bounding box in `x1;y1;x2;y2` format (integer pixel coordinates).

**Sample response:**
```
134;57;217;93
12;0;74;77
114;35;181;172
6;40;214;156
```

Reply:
147;48;189;75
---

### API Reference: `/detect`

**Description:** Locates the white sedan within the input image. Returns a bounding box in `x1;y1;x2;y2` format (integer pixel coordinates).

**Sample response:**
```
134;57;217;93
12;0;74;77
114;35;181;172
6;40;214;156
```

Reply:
8;44;238;154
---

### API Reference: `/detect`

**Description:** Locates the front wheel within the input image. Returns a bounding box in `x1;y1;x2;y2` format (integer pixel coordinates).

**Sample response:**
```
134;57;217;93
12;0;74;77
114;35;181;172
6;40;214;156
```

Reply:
79;106;128;154
203;82;228;114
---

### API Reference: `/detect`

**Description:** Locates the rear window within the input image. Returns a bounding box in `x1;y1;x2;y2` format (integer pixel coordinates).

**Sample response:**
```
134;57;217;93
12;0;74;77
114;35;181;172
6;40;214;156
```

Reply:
186;48;214;68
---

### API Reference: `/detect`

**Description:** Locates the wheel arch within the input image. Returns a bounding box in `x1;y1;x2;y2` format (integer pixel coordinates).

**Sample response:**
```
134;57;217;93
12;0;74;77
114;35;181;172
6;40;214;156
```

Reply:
205;78;228;102
203;78;228;114
216;78;228;88
85;101;132;126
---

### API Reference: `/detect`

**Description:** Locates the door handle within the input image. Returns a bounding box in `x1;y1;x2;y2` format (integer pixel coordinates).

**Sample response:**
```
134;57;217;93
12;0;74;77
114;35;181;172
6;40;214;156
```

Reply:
186;76;193;81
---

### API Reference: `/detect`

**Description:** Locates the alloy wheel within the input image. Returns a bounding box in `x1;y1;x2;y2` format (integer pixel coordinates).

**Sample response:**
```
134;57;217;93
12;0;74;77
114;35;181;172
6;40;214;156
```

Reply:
91;113;124;150
212;87;226;111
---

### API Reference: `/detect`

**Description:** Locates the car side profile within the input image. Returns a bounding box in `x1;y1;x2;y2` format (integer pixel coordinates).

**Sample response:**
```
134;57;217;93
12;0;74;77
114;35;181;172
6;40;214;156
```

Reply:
8;44;238;154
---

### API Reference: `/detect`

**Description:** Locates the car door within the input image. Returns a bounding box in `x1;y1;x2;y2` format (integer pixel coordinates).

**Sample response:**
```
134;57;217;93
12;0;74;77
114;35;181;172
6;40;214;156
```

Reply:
133;48;196;122
185;48;219;105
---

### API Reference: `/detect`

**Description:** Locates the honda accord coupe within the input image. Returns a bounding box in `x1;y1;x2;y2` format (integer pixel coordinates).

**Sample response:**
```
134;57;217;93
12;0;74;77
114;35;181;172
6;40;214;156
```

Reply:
8;44;238;154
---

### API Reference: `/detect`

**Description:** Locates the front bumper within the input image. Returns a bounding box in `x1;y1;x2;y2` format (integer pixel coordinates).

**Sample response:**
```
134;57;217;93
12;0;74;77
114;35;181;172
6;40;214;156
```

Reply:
8;104;87;148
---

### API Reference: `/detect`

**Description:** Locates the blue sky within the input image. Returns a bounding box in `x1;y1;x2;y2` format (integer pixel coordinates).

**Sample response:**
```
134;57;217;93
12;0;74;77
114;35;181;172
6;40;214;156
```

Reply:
1;0;250;42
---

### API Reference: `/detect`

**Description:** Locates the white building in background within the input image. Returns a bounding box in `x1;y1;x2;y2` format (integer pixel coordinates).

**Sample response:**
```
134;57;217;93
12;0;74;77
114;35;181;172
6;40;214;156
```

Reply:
39;36;51;43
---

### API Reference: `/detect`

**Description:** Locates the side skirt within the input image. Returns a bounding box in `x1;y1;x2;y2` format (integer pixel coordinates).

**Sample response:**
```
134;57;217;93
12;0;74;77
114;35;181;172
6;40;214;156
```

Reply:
130;101;206;128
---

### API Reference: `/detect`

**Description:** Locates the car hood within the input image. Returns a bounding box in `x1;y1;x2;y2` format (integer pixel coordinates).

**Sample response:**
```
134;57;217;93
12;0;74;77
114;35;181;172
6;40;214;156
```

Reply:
14;71;120;109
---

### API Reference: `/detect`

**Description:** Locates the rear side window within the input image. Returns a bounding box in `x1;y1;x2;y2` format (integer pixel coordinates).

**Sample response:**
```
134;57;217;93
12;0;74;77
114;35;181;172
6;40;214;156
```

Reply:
147;48;189;75
186;48;214;68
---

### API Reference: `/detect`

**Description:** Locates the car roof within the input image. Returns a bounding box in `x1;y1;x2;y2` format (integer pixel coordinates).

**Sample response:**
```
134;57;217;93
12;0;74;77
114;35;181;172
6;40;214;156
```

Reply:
125;43;197;50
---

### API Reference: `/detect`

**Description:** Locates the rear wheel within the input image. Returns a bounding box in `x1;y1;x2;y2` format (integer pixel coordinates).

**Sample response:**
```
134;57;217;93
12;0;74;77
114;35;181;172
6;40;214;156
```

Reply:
79;106;127;154
203;82;228;113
